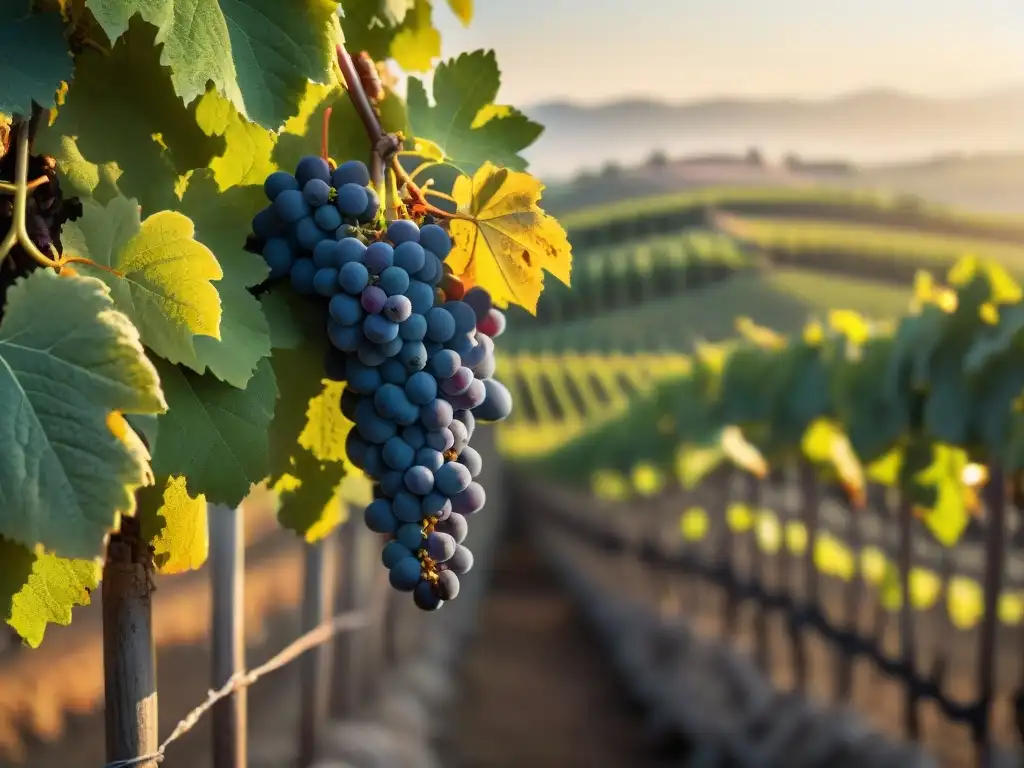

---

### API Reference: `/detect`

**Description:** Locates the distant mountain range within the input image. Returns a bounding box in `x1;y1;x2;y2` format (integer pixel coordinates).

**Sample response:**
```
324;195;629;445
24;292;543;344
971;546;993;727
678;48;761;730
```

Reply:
520;87;1024;179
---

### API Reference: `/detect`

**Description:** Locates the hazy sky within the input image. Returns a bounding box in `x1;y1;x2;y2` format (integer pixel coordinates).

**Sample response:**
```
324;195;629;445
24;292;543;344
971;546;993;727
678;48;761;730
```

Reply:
410;0;1024;105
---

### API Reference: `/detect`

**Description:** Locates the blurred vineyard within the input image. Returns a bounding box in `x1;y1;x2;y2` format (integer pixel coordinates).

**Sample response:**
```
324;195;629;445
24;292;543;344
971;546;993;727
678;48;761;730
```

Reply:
492;183;1024;765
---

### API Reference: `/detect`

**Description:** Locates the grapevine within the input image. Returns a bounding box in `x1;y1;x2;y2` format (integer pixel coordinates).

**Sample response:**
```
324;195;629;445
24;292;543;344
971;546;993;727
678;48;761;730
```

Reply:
534;255;1024;549
0;1;571;646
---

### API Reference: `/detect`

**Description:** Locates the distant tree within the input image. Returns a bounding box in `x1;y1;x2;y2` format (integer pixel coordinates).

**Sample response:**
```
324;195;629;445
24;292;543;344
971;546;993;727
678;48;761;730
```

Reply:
600;161;622;178
645;149;670;169
745;146;764;166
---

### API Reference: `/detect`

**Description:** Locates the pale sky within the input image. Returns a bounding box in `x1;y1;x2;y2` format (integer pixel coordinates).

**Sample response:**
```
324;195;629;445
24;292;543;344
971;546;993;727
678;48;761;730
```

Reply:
405;0;1024;105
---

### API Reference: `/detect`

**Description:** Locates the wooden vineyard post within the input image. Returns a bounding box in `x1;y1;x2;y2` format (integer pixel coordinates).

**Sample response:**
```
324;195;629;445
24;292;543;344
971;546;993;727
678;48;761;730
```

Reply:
331;513;362;719
102;516;159;768
209;504;247;768
297;534;338;767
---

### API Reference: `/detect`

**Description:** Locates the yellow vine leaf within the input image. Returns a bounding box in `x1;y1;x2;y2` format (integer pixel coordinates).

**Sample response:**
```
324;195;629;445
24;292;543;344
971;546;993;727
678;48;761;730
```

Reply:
447;162;572;314
148;476;209;575
720;426;768;478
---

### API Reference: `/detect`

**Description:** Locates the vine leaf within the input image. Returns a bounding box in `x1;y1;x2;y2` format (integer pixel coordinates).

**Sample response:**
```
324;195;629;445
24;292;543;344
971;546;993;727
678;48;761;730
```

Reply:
63;195;225;370
447;162;572;314
0;0;72;117
150;357;277;509
177;170;272;388
446;0;473;25
0;537;101;648
0;270;166;559
35;20;221;214
389;0;441;72
138;475;209;574
83;0;341;130
406;50;543;173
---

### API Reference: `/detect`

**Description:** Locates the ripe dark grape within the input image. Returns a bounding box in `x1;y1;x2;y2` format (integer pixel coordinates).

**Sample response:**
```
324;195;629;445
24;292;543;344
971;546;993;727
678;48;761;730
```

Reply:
389;557;422;592
361;285;387;314
365;241;394;274
413;580;443;611
290;258;316;294
425;531;456;562
383;294;412;323
303;178;331;207
436;570;460;600
452;482;486;516
336;183;369;218
339;261;369;294
274;189;309;223
473;378;514;422
295;155;331;186
314;204;342;232
387;219;420;245
436;513;468;544
447;545;474;575
380;265;410;296
264;171;299;201
332;160;371;188
263;238;293;278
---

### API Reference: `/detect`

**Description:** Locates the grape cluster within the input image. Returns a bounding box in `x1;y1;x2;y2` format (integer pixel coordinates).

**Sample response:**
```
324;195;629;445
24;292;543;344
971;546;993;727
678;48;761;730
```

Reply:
250;156;514;611
0;149;82;317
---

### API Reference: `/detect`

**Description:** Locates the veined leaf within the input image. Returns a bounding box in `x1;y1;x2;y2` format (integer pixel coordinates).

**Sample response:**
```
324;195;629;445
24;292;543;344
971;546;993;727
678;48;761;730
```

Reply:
0;1;72;117
62;195;225;370
83;0;342;130
0;537;101;648
407;50;542;173
0;270;165;559
447;162;571;314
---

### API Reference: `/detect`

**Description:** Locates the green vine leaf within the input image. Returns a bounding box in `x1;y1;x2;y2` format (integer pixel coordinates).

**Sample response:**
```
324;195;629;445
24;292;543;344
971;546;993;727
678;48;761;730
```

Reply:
0;537;101;648
35;20;221;214
0;270;166;559
63;195;225;370
0;0;72;117
150;357;277;509
407;50;543;173
176;170;272;388
83;0;342;130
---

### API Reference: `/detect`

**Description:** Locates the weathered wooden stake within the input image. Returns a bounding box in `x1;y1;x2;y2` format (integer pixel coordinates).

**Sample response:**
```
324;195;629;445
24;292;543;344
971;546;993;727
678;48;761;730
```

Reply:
210;504;247;768
331;514;363;718
103;516;159;768
297;534;337;767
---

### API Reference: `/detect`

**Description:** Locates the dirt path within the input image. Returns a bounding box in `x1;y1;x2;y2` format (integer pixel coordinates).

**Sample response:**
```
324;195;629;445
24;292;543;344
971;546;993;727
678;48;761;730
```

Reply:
444;519;668;768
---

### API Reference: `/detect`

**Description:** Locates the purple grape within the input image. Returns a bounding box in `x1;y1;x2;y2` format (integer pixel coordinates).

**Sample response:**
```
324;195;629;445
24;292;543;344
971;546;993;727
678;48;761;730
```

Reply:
448;418;469;455
425;531;457;562
428;349;461;379
435;462;472;497
425;427;454;452
463;287;493;322
449;377;486;410
436;570;460;600
361;285;387;313
446;545;473;574
440;367;474;397
404;465;435;496
384;294;412;323
435;512;468;544
420;399;453;430
364;241;394;274
452;482;486;516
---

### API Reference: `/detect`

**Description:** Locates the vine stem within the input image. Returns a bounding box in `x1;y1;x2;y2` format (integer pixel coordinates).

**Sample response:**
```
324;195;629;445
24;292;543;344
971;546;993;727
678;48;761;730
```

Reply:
0;119;60;269
333;43;457;221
